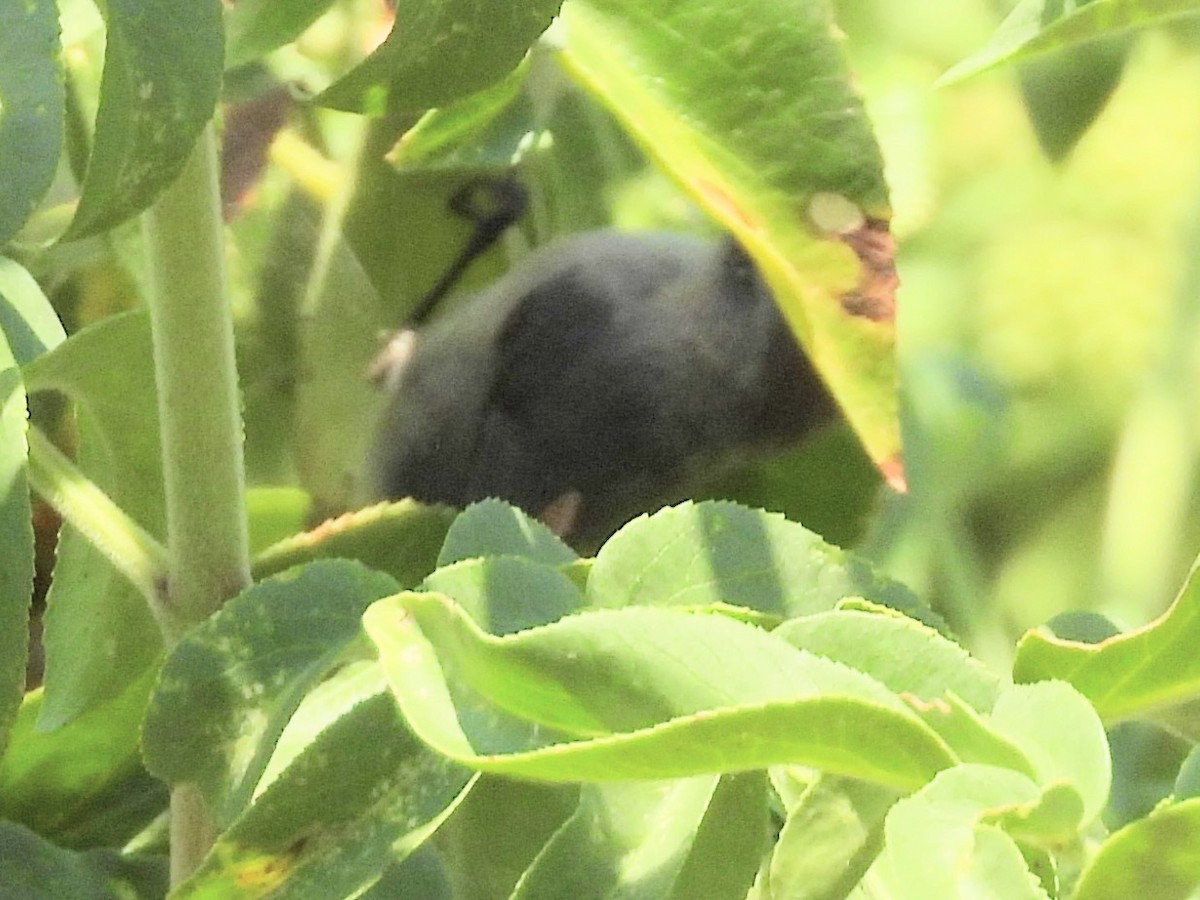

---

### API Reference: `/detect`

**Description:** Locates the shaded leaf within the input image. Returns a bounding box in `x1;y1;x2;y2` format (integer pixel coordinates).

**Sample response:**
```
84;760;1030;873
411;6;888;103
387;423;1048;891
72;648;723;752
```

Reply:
421;555;584;634
142;560;400;825
438;498;577;567
516;773;767;900
0;822;165;900
1017;33;1131;161
318;0;564;114
225;0;337;70
0;671;162;849
22;311;162;729
559;0;900;474
388;62;544;171
0;0;63;246
175;688;473;900
65;0;223;239
252;498;456;587
754;776;897;900
0;259;64;754
429;776;579;900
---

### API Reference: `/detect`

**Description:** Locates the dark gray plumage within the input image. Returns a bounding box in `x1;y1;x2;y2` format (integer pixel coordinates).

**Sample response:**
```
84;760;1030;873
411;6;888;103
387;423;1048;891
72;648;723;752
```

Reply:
365;230;835;548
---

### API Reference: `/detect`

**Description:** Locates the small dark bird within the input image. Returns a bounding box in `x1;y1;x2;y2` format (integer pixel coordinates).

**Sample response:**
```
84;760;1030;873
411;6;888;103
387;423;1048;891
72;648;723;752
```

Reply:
365;182;836;549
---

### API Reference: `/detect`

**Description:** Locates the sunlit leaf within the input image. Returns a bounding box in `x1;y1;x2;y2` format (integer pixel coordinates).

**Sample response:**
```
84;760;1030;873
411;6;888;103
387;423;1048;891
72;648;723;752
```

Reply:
590;502;939;627
865;765;1051;899
755;776;895;900
365;593;955;790
1074;797;1200;900
776;605;996;708
421;555;583;634
1014;556;1200;739
939;0;1198;86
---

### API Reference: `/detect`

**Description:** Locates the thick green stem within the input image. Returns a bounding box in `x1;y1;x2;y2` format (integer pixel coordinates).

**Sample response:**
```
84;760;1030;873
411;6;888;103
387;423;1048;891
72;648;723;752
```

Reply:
26;425;169;617
144;124;252;639
143;124;251;882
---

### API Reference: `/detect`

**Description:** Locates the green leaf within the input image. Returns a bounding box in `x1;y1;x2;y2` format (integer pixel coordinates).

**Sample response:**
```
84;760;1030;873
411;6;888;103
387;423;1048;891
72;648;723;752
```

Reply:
755;776;897;900
175;688;474;900
987;681;1111;829
317;0;564;114
388;62;545;171
365;594;955;790
429;776;579;899
1013;555;1200;738
1074;796;1200;900
224;0;337;69
22;311;163;729
438;499;577;567
938;0;1199;86
775;606;998;710
142;560;401;825
909;693;1037;780
0;821;166;900
64;0;223;239
0;669;161;849
1017;33;1131;161
515;773;768;900
245;486;311;556
0;0;63;246
589;502;938;627
559;0;900;476
0;258;67;364
865;765;1051;899
252;498;456;588
0;260;64;754
421;555;584;634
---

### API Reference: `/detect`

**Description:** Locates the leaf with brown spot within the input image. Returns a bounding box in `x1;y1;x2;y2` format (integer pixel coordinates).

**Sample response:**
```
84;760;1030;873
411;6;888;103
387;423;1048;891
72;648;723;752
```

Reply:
558;0;902;480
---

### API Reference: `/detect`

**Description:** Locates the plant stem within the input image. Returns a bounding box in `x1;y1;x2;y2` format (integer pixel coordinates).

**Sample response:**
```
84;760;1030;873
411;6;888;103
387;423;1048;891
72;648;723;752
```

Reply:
143;123;252;882
26;425;170;616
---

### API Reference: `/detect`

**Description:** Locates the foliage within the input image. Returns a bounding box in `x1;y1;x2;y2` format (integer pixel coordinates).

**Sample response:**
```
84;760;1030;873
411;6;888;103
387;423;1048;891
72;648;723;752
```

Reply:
3;0;1200;897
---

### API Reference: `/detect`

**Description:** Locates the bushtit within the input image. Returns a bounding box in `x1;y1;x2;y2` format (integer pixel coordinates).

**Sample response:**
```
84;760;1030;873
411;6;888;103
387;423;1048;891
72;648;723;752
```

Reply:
365;203;836;549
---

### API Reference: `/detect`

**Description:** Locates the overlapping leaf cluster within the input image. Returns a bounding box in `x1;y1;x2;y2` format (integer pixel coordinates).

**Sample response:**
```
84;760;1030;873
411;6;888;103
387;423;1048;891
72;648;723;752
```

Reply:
4;0;1200;897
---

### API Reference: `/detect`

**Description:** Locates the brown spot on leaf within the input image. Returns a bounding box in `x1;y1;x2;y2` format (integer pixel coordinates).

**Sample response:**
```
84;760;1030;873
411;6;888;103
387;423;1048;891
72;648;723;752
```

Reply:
838;217;897;323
